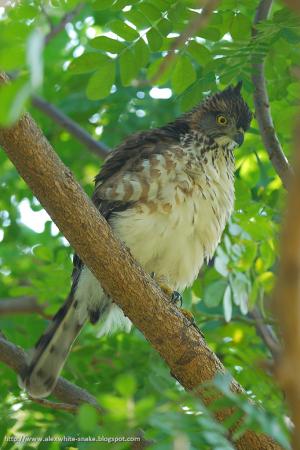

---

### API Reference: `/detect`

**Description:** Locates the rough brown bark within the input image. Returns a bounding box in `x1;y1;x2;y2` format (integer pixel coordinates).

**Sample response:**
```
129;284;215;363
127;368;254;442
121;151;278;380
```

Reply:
0;71;282;449
274;113;300;449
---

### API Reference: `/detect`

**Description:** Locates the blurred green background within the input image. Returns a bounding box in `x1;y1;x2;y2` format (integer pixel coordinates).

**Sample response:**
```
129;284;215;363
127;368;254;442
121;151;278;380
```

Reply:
0;0;299;448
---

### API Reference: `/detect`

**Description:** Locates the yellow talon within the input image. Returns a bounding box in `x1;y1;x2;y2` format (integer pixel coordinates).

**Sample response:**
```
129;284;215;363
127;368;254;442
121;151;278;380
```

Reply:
180;308;195;322
158;282;174;297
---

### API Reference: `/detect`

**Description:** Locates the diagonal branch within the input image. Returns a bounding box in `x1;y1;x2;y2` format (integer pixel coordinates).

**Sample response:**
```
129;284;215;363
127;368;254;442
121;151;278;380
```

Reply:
31;95;110;159
251;0;293;189
0;71;282;450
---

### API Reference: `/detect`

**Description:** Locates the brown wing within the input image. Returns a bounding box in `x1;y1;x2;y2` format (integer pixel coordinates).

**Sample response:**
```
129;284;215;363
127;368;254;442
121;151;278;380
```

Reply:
92;128;182;215
72;126;185;281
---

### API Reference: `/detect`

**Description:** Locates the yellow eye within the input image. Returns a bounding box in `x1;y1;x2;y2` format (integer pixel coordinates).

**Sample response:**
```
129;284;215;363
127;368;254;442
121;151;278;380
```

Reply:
216;115;228;126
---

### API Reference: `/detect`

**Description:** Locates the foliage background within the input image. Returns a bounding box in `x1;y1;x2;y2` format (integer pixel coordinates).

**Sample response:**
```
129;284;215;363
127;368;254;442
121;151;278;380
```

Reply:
0;0;299;448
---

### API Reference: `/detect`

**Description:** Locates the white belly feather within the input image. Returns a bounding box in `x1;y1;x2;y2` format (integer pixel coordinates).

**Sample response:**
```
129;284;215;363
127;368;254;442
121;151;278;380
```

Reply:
111;149;235;291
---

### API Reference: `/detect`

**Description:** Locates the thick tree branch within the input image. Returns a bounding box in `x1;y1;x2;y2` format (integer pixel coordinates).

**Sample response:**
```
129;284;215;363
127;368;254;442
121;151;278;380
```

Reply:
251;0;293;189
31;95;109;159
0;71;282;449
273;112;300;448
150;0;219;84
0;334;102;412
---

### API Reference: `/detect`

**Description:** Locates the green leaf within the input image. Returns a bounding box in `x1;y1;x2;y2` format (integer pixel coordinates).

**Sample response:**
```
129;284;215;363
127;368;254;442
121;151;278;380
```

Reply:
119;48;138;86
257;271;275;293
125;9;151;28
92;0;116;10
0;78;31;126
287;82;300;99
156;18;173;36
180;81;204;111
77;404;98;432
90;36;126;53
139;2;161;21
86;60;115;100
187;41;211;65
147;27;163;52
69;53;111;74
133;38;150;69
231;273;249;314
223;285;232;322
171;55;196;94
109;20;139;41
215;249;229;277
34;245;53;262
147;57;174;84
99;395;128;418
230;13;251;41
111;0;134;9
148;0;170;8
260;240;275;269
197;27;221;41
203;280;227;307
237;240;258;271
115;374;137;397
9;285;35;297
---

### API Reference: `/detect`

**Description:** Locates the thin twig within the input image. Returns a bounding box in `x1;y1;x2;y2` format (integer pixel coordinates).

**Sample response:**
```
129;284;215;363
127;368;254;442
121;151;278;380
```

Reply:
149;0;219;84
32;96;110;159
0;296;51;319
249;306;280;359
251;0;293;189
44;2;85;45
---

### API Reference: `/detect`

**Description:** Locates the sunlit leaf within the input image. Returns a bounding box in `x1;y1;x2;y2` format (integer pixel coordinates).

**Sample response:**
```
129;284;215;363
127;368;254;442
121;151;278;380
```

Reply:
171;55;196;94
86;60;115;99
90;36;126;53
109;20;139;41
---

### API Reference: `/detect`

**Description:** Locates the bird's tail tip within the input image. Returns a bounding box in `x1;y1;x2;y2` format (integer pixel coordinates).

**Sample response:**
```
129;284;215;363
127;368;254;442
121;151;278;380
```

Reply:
19;296;85;398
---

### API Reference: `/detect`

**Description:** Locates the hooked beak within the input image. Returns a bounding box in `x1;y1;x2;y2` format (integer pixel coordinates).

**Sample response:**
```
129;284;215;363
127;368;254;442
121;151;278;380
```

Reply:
233;131;244;147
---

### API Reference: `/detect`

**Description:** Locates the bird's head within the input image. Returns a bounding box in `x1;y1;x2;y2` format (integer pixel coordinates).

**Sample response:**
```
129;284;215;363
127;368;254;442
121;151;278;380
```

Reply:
189;81;252;148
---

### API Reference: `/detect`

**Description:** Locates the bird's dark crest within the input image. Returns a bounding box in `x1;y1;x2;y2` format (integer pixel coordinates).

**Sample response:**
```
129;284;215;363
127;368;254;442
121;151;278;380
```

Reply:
201;81;252;131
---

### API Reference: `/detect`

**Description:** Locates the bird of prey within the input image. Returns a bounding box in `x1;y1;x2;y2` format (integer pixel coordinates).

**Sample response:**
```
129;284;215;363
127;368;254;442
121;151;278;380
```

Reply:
21;81;252;398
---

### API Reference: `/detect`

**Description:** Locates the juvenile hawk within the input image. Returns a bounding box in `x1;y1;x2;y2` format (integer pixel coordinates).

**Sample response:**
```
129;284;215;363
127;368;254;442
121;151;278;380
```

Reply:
21;82;252;398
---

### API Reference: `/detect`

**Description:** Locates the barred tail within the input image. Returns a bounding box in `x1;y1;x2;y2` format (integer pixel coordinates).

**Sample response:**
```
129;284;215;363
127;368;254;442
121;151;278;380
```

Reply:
20;295;85;398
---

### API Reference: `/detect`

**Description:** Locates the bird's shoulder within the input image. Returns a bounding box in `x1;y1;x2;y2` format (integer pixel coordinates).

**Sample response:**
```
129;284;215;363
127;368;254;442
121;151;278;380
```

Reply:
95;122;189;186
